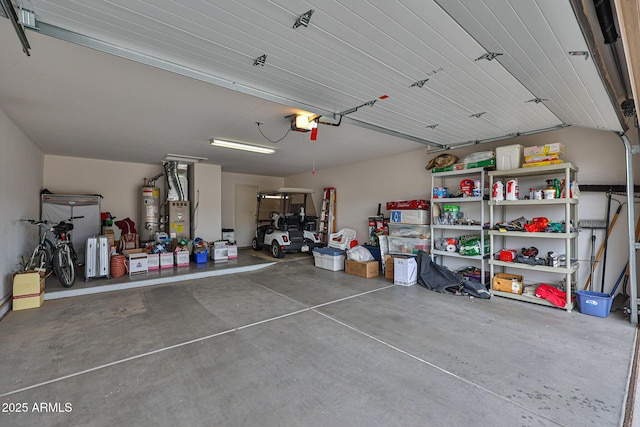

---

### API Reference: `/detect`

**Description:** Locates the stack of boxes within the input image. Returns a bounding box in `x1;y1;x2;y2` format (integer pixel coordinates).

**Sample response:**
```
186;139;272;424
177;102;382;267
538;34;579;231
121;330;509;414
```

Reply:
523;143;565;168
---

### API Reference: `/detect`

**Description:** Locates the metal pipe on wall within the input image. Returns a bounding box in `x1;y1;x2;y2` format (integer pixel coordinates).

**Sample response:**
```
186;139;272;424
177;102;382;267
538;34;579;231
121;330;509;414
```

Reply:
619;132;637;324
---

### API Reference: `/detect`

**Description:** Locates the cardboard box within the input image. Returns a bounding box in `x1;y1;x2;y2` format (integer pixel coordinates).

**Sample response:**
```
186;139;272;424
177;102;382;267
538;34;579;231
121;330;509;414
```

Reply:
174;251;190;267
523;143;565;157
227;245;238;259
524;153;563;164
212;247;229;262
496;144;523;170
522;159;565;168
160;252;174;269
384;255;395;280
213;240;228;249
126;252;148;275
103;229;115;248
13;272;44;310
389;210;429;225
147;253;160;270
345;259;379;278
394;257;417;286
492;273;524;294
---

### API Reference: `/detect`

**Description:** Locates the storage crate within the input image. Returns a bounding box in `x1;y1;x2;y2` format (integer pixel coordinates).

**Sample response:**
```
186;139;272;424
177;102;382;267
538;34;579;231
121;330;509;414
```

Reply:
496;144;523;170
576;290;613;318
345;259;379;278
312;247;345;271
387;236;430;255
193;250;208;264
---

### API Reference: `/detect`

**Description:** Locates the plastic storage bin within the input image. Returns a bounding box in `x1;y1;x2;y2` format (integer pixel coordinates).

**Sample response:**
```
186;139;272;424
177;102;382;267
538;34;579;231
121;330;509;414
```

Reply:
496;144;523;170
576;290;613;318
312;247;345;271
193;250;208;264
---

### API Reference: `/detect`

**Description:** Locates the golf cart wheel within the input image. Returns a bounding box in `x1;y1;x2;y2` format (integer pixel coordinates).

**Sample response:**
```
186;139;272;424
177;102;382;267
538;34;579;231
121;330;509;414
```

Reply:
251;237;261;251
271;241;285;258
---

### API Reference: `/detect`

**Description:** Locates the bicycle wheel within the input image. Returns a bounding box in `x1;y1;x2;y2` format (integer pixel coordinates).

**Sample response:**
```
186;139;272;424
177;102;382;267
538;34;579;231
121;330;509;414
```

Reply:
53;245;75;288
35;247;50;270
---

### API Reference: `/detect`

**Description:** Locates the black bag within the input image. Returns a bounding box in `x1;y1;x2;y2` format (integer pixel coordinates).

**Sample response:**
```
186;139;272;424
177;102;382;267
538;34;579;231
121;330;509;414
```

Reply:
416;251;490;299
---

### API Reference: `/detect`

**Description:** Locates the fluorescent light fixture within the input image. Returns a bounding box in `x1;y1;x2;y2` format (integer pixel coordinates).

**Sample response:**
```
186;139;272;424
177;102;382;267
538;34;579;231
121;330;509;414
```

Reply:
210;139;275;154
163;154;208;163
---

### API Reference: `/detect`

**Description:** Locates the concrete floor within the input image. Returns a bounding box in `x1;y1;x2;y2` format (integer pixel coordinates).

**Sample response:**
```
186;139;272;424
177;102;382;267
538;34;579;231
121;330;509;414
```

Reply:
0;253;637;426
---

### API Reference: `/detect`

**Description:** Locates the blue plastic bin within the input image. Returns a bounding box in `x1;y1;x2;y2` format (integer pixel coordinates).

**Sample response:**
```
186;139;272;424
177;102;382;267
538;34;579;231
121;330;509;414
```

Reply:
576;290;613;318
193;250;209;264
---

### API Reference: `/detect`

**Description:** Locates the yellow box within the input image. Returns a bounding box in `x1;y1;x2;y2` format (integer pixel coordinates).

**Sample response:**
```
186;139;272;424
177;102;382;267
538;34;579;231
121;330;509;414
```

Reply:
522;159;565;168
492;273;524;294
13;272;45;310
345;260;379;278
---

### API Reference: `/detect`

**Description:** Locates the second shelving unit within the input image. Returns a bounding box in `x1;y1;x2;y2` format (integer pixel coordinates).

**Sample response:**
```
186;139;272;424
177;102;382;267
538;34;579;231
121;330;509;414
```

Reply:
488;163;579;312
430;168;490;285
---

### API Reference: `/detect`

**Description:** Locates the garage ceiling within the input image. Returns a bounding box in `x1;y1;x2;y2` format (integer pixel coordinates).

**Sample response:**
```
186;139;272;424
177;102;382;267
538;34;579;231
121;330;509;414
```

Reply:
0;0;630;176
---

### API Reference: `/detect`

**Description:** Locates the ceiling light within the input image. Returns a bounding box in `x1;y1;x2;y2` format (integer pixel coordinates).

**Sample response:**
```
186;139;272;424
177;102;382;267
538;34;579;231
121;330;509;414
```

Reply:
210;139;275;154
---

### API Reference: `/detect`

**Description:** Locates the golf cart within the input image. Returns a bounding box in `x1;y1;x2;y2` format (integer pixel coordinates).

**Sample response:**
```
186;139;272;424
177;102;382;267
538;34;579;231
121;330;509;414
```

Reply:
252;188;323;258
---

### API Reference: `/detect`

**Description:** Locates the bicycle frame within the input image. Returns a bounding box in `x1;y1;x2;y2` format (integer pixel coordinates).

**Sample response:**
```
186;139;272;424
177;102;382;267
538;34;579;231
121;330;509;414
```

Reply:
22;216;82;287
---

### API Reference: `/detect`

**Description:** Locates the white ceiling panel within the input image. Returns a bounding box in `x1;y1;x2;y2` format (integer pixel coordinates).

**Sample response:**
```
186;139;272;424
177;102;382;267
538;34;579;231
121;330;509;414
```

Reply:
0;0;626;174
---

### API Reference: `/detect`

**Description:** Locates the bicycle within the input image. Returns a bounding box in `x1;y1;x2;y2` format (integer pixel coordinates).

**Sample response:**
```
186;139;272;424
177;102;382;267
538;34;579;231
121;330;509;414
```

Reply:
22;216;83;288
22;220;55;273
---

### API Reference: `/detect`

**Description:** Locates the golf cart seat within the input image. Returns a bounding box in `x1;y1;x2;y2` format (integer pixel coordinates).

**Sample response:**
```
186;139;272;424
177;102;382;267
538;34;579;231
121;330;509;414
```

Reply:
328;228;357;250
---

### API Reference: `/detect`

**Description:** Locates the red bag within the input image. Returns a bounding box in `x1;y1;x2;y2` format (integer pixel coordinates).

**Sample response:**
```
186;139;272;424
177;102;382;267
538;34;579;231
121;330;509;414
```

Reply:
535;283;573;307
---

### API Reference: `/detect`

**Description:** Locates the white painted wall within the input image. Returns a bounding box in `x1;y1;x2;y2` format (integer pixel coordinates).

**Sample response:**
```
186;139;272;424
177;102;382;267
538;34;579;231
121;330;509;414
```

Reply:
286;126;640;295
192;163;222;241
44;156;166;241
220;172;284;230
0;108;44;315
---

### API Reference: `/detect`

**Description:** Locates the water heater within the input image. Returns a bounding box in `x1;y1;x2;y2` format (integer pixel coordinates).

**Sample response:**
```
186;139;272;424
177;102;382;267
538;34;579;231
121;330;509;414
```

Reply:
140;186;161;242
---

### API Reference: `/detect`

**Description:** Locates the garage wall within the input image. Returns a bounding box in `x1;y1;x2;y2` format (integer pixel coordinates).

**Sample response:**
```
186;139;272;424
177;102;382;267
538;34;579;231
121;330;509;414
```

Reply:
220;172;284;230
0;108;44;316
43;157;281;244
192;163;222;241
44;156;166;240
286;126;640;295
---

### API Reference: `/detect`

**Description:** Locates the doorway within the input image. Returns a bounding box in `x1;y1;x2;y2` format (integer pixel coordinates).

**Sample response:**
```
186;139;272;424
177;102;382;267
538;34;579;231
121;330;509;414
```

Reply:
234;184;258;247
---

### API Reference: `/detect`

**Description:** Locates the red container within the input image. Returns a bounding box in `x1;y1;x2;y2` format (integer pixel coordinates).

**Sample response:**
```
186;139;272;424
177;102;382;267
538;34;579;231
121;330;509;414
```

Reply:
386;200;430;210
